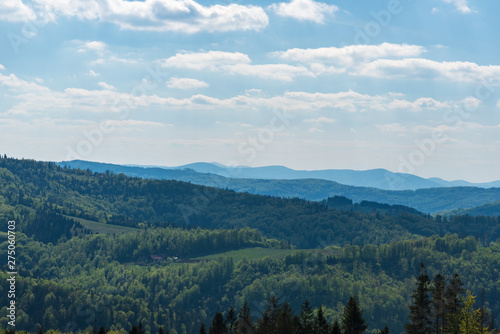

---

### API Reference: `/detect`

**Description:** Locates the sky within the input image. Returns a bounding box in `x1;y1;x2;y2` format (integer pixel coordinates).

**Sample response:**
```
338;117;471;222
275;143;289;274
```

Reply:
1;0;500;182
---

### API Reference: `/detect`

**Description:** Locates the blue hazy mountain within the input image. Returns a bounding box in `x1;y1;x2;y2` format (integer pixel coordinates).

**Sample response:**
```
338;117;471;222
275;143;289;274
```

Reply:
58;160;500;214
135;162;500;190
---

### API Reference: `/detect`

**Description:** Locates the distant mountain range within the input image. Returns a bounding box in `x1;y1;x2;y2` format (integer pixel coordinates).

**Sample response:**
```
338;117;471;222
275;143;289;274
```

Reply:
58;160;500;214
125;162;500;190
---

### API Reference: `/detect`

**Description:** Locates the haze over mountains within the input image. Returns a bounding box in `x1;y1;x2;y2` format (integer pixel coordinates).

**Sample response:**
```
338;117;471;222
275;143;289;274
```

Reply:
59;160;500;214
126;162;500;190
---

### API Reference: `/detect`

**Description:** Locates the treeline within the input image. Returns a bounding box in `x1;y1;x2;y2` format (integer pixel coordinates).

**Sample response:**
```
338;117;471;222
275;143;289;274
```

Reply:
1;232;499;333
1;157;500;249
197;266;497;334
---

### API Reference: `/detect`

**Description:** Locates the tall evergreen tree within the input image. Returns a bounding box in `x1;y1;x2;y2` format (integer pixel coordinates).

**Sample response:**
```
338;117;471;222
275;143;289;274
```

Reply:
237;301;254;334
210;312;227;334
342;295;368;334
379;325;390;334
330;320;342;334
226;306;238;334
275;302;296;334
299;300;315;334
432;273;447;334
199;323;207;334
445;273;465;334
405;264;433;334
315;306;330;334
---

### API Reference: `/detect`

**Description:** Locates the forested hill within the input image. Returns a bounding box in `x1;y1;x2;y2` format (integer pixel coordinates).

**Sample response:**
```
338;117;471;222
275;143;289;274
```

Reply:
1;156;500;248
59;160;500;214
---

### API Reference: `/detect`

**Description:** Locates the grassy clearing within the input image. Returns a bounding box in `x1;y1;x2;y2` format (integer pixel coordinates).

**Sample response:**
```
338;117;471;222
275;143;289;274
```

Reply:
192;247;310;262
64;215;140;234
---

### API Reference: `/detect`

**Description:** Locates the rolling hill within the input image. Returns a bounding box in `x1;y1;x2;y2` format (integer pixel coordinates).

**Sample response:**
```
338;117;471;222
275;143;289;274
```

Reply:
58;160;500;214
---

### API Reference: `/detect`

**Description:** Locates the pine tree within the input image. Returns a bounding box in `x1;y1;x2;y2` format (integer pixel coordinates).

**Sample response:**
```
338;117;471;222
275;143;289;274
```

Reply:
210;312;227;334
342;295;368;334
299;300;315;334
315;306;330;334
432;273;447;334
405;264;433;334
275;302;296;334
237;301;254;334
200;323;207;334
330;320;342;334
445;273;465;334
379;325;390;334
226;306;237;334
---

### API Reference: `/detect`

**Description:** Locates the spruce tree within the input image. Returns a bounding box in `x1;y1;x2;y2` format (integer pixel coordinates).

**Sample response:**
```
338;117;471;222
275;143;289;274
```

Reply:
226;306;237;333
379;325;390;334
275;302;296;334
237;301;255;334
330;320;342;334
315;306;330;334
405;264;433;334
432;273;446;334
210;312;227;334
342;295;368;334
445;273;465;334
299;300;315;334
199;323;207;334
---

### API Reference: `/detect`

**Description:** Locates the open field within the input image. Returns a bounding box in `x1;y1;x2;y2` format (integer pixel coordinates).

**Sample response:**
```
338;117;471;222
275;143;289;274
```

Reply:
192;247;309;262
64;215;140;234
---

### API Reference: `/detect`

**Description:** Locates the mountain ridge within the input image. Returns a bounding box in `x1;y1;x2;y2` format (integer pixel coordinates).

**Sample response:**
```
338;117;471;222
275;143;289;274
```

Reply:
127;161;500;190
58;160;500;214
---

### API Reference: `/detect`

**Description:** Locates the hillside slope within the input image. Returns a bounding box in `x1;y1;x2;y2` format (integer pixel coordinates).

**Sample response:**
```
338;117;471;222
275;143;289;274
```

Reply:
59;160;500;214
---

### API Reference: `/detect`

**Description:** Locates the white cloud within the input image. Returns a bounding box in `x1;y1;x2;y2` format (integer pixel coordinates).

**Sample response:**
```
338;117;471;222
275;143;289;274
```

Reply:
78;41;106;53
98;82;117;90
376;123;406;132
273;43;426;67
167;77;209;89
269;0;338;23
303;117;335;123
497;100;500;108
355;58;500;83
102;120;169;128
88;70;100;77
0;0;36;22
0;68;471;116
442;0;474;14
162;51;251;70
308;127;324;133
5;0;268;33
0;64;5;71
388;97;451;112
163;51;314;81
223;63;314;81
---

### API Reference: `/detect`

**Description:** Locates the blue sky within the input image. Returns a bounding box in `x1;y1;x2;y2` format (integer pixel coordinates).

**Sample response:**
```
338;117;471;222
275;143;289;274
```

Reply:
1;0;500;182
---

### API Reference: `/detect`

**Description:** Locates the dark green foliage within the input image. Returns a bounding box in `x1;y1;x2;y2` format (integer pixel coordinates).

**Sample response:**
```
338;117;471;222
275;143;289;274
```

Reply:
379;325;390;334
298;300;314;334
431;274;446;334
330;320;342;334
275;302;296;334
209;313;227;334
315;306;330;334
444;274;465;334
199;323;207;334
226;306;237;333
406;264;433;334
342;295;368;334
237;301;254;334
